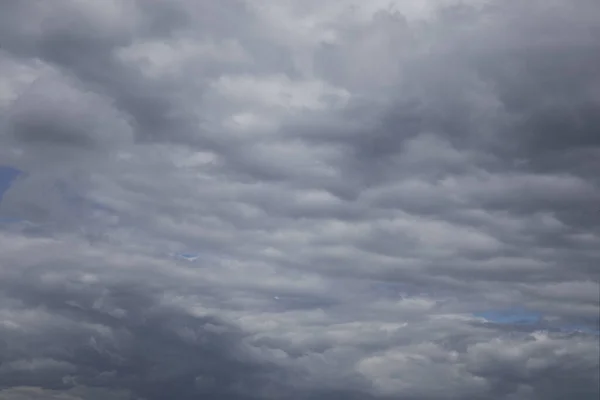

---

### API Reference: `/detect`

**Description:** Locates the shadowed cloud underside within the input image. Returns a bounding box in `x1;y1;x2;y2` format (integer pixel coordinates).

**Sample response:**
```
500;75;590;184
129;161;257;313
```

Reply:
0;0;599;399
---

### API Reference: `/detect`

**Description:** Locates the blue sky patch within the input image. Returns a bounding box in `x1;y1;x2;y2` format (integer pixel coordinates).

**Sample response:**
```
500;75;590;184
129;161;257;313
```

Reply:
560;324;600;335
174;253;200;262
474;308;542;325
0;166;21;202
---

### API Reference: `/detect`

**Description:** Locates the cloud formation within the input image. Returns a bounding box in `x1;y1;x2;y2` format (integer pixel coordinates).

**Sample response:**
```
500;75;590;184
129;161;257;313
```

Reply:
0;0;599;399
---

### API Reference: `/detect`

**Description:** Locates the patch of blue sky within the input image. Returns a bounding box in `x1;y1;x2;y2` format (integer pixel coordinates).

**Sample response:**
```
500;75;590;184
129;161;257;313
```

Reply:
0;166;23;225
560;324;600;335
0;167;116;229
0;216;22;224
0;165;21;202
54;180;118;215
474;308;600;335
369;281;420;297
172;252;201;262
473;307;542;325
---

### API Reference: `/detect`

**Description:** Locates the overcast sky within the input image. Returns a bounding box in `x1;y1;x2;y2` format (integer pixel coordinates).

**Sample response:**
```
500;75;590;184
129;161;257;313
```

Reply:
0;0;599;399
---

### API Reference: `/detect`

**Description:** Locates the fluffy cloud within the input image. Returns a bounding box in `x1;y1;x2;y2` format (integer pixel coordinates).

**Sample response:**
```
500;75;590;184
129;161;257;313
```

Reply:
0;0;598;399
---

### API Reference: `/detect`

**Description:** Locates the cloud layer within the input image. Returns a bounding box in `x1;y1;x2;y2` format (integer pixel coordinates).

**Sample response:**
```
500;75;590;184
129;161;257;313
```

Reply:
0;0;599;399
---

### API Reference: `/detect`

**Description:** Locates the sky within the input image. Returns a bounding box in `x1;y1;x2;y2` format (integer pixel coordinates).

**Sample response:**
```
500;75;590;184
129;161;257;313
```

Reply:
0;0;599;399
0;166;20;203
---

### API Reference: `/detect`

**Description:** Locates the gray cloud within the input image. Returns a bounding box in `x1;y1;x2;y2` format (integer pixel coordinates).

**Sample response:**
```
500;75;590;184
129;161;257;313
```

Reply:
0;0;599;399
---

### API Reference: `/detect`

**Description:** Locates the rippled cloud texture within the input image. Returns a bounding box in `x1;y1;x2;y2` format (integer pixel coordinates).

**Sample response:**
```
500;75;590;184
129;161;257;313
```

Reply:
0;0;599;399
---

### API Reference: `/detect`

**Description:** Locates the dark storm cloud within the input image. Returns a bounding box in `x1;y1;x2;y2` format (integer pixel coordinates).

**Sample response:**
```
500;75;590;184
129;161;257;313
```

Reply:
0;270;286;400
0;0;599;399
1;0;200;150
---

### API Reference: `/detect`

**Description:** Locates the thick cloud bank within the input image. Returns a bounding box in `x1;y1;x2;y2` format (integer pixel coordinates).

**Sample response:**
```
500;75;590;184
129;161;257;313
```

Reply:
0;1;599;399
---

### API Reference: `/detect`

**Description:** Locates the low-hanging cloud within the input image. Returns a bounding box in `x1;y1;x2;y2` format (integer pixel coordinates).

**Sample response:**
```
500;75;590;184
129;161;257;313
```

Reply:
0;0;599;399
